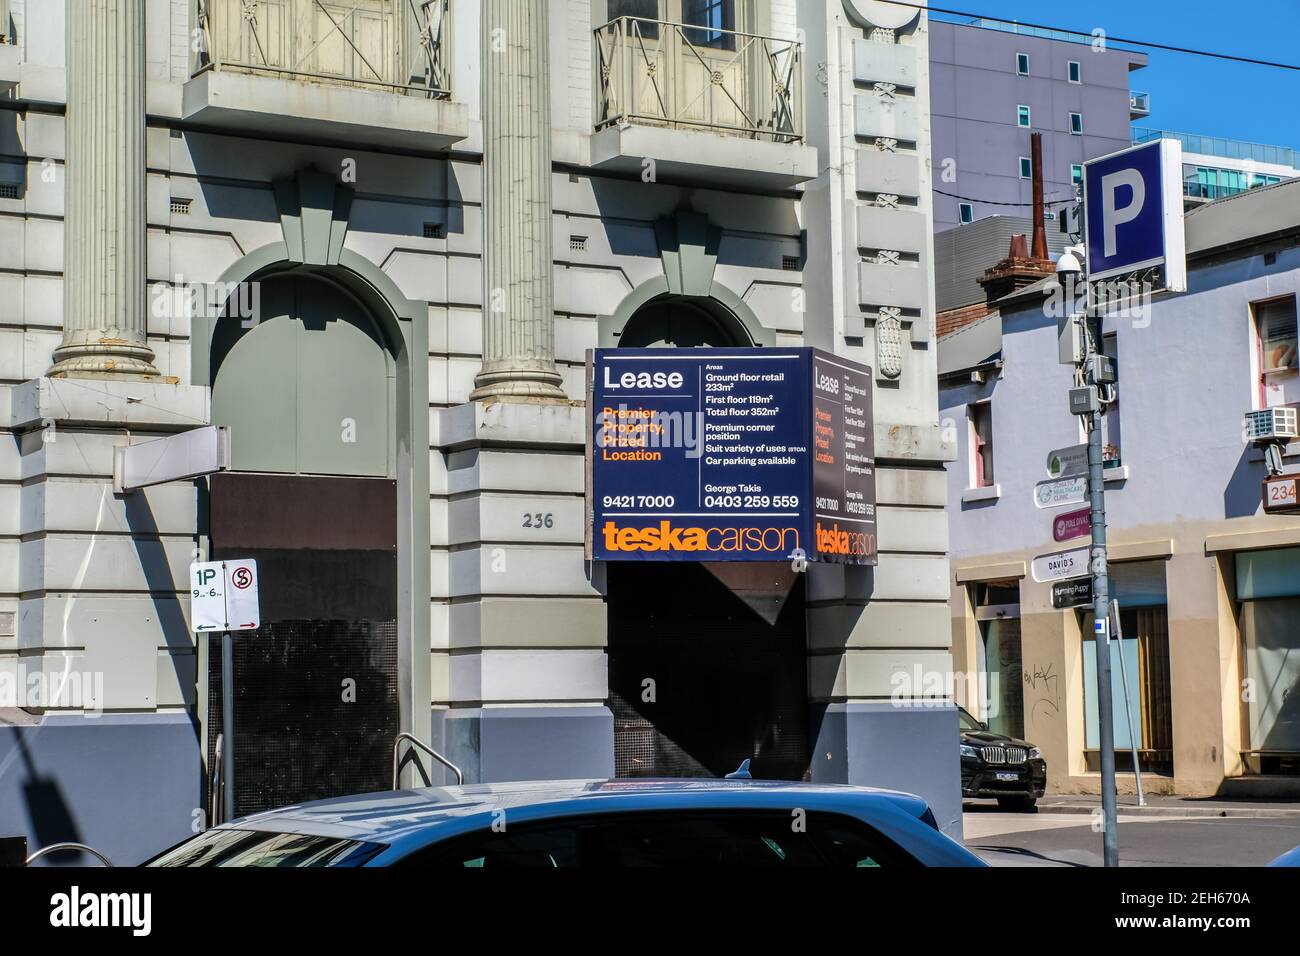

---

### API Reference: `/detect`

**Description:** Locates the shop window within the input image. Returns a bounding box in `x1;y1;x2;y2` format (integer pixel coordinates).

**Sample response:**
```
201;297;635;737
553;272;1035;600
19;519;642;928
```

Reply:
969;401;994;488
1082;561;1173;776
1253;295;1299;410
1236;547;1300;774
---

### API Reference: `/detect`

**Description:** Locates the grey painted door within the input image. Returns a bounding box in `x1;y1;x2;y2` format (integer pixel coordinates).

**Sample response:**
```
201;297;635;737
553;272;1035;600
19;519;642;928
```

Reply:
211;272;394;477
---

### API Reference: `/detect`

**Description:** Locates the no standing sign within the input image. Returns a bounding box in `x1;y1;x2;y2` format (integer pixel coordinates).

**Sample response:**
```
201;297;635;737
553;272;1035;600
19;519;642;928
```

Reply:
190;560;261;633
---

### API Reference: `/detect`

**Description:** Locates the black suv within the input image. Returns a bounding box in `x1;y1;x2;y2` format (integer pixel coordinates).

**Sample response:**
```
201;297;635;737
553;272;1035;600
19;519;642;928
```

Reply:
959;706;1047;811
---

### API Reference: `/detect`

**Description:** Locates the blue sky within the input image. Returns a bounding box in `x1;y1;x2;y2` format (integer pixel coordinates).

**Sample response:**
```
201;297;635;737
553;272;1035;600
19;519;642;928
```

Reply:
930;0;1300;150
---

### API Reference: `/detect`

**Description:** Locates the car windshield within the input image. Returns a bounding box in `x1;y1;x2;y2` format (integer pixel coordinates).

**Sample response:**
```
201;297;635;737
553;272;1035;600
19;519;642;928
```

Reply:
958;708;984;732
148;829;384;867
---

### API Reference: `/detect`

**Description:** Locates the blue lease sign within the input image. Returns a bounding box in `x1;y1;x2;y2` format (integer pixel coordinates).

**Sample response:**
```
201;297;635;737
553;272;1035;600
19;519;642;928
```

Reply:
1083;139;1186;290
588;348;876;565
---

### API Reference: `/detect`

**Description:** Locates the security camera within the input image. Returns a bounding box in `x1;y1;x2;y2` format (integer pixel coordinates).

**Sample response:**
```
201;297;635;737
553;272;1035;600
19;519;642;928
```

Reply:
1056;249;1083;276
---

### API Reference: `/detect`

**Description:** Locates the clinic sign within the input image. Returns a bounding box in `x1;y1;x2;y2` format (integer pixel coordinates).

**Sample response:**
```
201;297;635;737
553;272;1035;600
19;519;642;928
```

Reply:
1084;139;1186;291
588;348;876;565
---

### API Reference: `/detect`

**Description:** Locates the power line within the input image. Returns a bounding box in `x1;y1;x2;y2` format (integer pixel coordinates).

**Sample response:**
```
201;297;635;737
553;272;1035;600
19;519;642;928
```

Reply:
934;188;1075;207
875;0;1300;72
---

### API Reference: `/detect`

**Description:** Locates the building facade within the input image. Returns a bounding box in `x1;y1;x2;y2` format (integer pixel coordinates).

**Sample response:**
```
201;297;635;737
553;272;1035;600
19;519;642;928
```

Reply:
940;178;1300;797
0;0;960;864
1133;127;1300;205
929;17;1147;232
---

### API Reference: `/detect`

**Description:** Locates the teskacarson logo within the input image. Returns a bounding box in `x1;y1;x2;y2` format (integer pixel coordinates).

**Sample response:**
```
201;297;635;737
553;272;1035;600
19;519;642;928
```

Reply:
601;521;800;555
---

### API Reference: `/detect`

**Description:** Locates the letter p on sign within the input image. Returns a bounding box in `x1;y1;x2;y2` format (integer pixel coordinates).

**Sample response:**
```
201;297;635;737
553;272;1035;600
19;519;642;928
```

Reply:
1101;169;1145;258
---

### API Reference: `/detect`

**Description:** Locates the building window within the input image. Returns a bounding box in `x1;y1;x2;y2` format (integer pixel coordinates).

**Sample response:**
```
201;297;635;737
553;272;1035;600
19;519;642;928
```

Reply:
1071;164;1084;186
1083;561;1173;775
958;202;974;224
1236;547;1300;773
607;0;662;38
969;402;994;488
1068;60;1082;83
682;0;736;49
1016;52;1029;76
1253;295;1299;409
1019;156;1033;179
1069;112;1084;135
1017;105;1031;128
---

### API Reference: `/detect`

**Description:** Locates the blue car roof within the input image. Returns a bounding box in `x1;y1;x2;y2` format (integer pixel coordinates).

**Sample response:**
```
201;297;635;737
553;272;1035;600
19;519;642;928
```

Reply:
228;779;934;846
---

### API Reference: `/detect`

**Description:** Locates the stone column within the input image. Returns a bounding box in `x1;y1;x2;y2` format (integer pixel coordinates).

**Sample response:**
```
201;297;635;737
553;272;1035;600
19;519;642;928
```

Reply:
470;0;566;402
48;0;159;379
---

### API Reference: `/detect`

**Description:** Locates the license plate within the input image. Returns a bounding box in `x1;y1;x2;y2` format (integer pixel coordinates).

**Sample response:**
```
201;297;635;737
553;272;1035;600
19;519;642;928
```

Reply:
995;772;1019;782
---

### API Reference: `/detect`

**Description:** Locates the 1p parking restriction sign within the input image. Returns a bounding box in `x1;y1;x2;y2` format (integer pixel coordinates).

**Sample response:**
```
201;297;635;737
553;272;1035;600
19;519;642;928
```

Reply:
189;559;260;633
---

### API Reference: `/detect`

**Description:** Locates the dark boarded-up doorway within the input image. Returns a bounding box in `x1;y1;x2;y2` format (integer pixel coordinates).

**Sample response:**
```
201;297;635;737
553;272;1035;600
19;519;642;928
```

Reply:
606;562;809;780
207;473;399;817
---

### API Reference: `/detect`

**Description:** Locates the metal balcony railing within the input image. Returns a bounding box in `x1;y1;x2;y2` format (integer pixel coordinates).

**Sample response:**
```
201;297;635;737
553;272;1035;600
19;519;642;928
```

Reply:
1134;127;1297;169
194;0;452;98
595;16;804;144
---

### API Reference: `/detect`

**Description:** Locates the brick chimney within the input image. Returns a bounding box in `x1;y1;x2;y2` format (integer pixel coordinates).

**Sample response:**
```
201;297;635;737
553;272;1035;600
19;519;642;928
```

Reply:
937;131;1057;339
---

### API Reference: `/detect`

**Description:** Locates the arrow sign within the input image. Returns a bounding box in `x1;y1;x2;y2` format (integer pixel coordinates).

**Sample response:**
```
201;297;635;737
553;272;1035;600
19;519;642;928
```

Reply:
1034;476;1088;510
1053;508;1092;542
1032;547;1090;584
190;561;228;633
189;559;261;634
223;560;260;632
1052;577;1093;609
1045;444;1089;480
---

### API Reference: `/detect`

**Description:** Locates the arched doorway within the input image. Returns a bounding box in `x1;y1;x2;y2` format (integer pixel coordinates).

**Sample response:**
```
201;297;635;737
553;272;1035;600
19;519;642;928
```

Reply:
204;267;404;817
604;293;811;781
617;294;753;348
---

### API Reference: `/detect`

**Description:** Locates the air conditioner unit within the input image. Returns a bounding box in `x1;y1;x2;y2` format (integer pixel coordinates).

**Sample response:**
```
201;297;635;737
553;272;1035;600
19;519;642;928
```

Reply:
1244;407;1300;443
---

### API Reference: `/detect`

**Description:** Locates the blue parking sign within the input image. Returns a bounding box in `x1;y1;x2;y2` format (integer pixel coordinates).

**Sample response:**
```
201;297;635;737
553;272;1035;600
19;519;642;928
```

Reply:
1084;139;1186;290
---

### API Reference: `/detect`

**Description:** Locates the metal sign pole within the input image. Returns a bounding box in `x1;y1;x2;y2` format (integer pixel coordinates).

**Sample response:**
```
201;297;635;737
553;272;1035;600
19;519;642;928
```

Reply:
1111;600;1147;807
1084;300;1120;868
221;628;235;824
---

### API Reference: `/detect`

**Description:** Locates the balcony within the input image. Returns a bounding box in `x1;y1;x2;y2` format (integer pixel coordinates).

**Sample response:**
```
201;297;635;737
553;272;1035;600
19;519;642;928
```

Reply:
184;0;467;150
1133;127;1298;169
1129;91;1150;119
591;16;817;191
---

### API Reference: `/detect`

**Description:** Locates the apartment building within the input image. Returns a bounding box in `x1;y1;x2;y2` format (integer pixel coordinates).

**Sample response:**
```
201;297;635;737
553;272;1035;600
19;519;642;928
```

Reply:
929;17;1148;232
1133;127;1300;205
